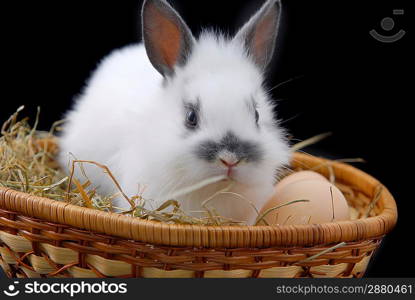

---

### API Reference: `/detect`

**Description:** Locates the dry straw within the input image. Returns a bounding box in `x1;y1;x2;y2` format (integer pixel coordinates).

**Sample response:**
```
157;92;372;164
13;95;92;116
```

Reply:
0;107;347;226
0;106;68;201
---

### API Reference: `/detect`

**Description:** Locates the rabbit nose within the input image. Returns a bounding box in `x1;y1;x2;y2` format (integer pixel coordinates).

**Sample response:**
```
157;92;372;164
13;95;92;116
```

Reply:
219;157;241;168
218;150;241;167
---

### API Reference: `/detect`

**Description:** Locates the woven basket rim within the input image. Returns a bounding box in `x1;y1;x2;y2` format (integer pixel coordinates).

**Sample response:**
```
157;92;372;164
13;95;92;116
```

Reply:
0;152;397;248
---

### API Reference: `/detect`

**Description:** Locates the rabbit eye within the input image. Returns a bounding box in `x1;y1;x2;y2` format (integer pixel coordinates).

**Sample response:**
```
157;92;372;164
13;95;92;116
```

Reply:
185;108;198;128
255;109;259;124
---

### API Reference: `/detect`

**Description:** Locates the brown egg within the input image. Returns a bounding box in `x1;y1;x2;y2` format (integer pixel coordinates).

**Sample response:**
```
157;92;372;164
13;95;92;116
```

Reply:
259;179;350;225
275;171;327;192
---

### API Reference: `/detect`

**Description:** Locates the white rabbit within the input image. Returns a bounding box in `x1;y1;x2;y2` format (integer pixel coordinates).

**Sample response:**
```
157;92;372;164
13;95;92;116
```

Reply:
58;0;291;225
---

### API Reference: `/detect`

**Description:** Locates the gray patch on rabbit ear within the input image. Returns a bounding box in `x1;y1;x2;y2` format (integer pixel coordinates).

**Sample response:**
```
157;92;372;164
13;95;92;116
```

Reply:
142;0;195;77
234;0;282;70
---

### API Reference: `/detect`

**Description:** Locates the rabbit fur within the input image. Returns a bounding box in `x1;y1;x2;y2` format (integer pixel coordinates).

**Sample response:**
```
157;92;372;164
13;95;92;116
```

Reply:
59;0;291;224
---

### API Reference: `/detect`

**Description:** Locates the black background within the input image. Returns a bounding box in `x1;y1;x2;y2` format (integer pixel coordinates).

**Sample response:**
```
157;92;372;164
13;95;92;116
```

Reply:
0;0;412;277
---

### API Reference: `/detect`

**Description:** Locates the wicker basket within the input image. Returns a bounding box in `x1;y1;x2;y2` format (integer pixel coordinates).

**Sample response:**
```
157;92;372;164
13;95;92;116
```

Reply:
0;152;397;278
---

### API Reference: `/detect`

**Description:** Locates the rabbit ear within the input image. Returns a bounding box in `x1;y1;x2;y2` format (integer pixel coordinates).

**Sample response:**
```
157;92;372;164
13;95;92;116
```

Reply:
142;0;195;77
234;0;282;70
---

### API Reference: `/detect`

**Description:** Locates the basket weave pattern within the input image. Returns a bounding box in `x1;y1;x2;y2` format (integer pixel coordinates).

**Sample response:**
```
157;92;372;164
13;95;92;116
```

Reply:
0;153;397;278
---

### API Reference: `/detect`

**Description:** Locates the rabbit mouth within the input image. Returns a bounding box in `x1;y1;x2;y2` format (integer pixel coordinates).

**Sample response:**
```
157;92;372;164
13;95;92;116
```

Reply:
219;166;244;183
